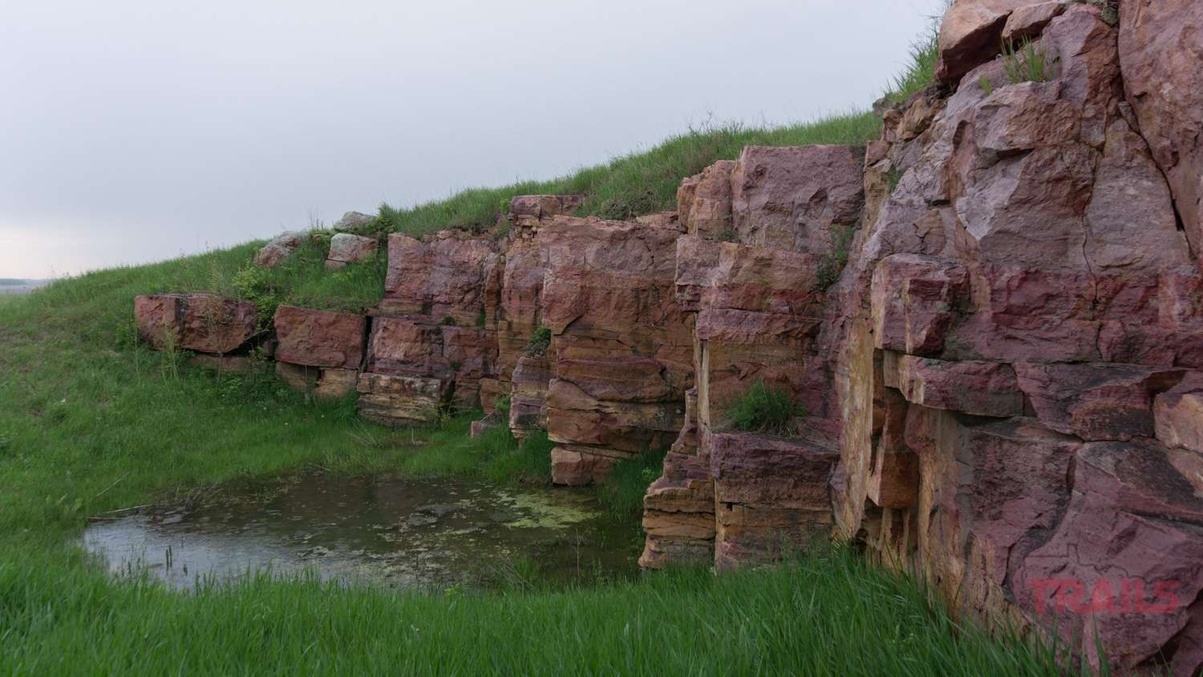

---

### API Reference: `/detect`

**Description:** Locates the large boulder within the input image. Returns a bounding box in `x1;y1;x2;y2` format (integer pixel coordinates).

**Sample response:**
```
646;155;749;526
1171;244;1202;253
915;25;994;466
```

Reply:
332;211;375;232
325;233;378;269
253;232;304;268
134;294;257;354
273;306;366;370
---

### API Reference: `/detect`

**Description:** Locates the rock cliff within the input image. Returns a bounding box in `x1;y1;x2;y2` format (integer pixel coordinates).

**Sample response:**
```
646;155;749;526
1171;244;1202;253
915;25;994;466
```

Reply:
134;0;1203;670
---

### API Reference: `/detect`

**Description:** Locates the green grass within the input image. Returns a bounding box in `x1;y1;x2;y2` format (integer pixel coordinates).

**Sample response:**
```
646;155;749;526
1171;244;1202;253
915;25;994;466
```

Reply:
599;450;669;521
725;380;803;435
1002;39;1055;85
0;542;1072;676
373;115;883;237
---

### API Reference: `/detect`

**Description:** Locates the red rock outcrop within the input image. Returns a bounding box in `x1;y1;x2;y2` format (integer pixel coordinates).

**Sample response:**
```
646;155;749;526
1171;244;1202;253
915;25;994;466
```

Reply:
134;294;257;354
1119;0;1203;261
638;3;1203;670
641;145;863;567
274;305;366;370
787;4;1203;671
356;233;503;421
539;215;693;485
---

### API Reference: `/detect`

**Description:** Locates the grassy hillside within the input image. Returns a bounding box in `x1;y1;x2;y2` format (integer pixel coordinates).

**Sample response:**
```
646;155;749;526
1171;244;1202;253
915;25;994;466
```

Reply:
0;20;1072;676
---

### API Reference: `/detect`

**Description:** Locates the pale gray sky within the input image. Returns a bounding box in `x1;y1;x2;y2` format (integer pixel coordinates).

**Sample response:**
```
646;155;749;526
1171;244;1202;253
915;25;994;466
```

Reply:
0;0;943;279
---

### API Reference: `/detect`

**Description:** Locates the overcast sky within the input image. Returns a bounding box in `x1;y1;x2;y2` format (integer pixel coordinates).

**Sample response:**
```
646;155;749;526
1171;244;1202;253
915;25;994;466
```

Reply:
0;0;943;279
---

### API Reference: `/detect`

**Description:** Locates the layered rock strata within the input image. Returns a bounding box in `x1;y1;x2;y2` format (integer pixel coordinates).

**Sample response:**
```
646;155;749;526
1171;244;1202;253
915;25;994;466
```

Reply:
649;2;1203;671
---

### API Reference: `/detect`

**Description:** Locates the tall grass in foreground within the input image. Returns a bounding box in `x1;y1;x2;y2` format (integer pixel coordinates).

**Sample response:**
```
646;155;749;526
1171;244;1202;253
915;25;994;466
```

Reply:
0;542;1071;676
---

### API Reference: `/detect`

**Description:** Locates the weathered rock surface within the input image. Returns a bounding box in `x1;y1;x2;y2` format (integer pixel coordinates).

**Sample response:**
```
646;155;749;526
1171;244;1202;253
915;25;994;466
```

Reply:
539;216;694;484
325;233;378;269
678;160;735;240
274;306;366;370
254;232;305;268
731;145;864;254
381;233;501;326
1119;0;1203;259
357;373;449;426
787;4;1203;670
1156;379;1203;456
134;294;257;354
332;211;375;232
937;0;1036;83
711;432;839;569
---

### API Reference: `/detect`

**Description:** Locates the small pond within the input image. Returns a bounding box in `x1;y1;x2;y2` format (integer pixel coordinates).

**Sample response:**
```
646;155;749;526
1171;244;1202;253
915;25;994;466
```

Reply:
82;474;640;591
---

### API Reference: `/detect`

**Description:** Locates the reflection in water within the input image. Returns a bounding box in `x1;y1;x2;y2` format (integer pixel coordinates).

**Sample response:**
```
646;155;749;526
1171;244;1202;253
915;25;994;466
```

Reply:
82;475;639;591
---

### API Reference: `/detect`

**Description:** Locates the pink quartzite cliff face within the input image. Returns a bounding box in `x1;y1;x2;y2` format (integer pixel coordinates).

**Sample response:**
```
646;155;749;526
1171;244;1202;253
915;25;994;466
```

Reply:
661;3;1203;672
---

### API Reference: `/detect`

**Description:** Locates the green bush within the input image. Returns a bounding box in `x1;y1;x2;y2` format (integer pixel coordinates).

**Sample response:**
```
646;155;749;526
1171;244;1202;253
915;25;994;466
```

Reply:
726;380;802;435
525;327;552;357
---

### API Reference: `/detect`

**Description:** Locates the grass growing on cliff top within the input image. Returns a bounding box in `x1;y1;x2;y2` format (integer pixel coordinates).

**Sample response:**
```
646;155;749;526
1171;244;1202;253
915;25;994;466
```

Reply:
374;114;883;236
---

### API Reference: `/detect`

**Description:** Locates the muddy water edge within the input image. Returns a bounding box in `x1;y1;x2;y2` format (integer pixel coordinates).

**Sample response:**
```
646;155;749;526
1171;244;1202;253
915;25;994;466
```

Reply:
83;473;642;592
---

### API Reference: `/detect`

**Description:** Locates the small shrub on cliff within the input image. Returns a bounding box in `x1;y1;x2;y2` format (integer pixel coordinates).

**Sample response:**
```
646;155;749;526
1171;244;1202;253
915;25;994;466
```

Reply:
815;225;857;291
525;327;552;357
1077;0;1118;25
726;380;802;435
1002;39;1055;84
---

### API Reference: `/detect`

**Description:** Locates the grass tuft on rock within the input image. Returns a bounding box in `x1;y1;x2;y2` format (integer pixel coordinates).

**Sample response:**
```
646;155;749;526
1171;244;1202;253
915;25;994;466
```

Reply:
726;380;802;436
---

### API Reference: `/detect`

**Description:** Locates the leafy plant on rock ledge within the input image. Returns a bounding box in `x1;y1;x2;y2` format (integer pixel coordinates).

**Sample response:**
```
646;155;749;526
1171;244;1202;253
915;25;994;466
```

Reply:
1001;39;1056;85
725;380;803;436
816;225;857;291
525;327;552;357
